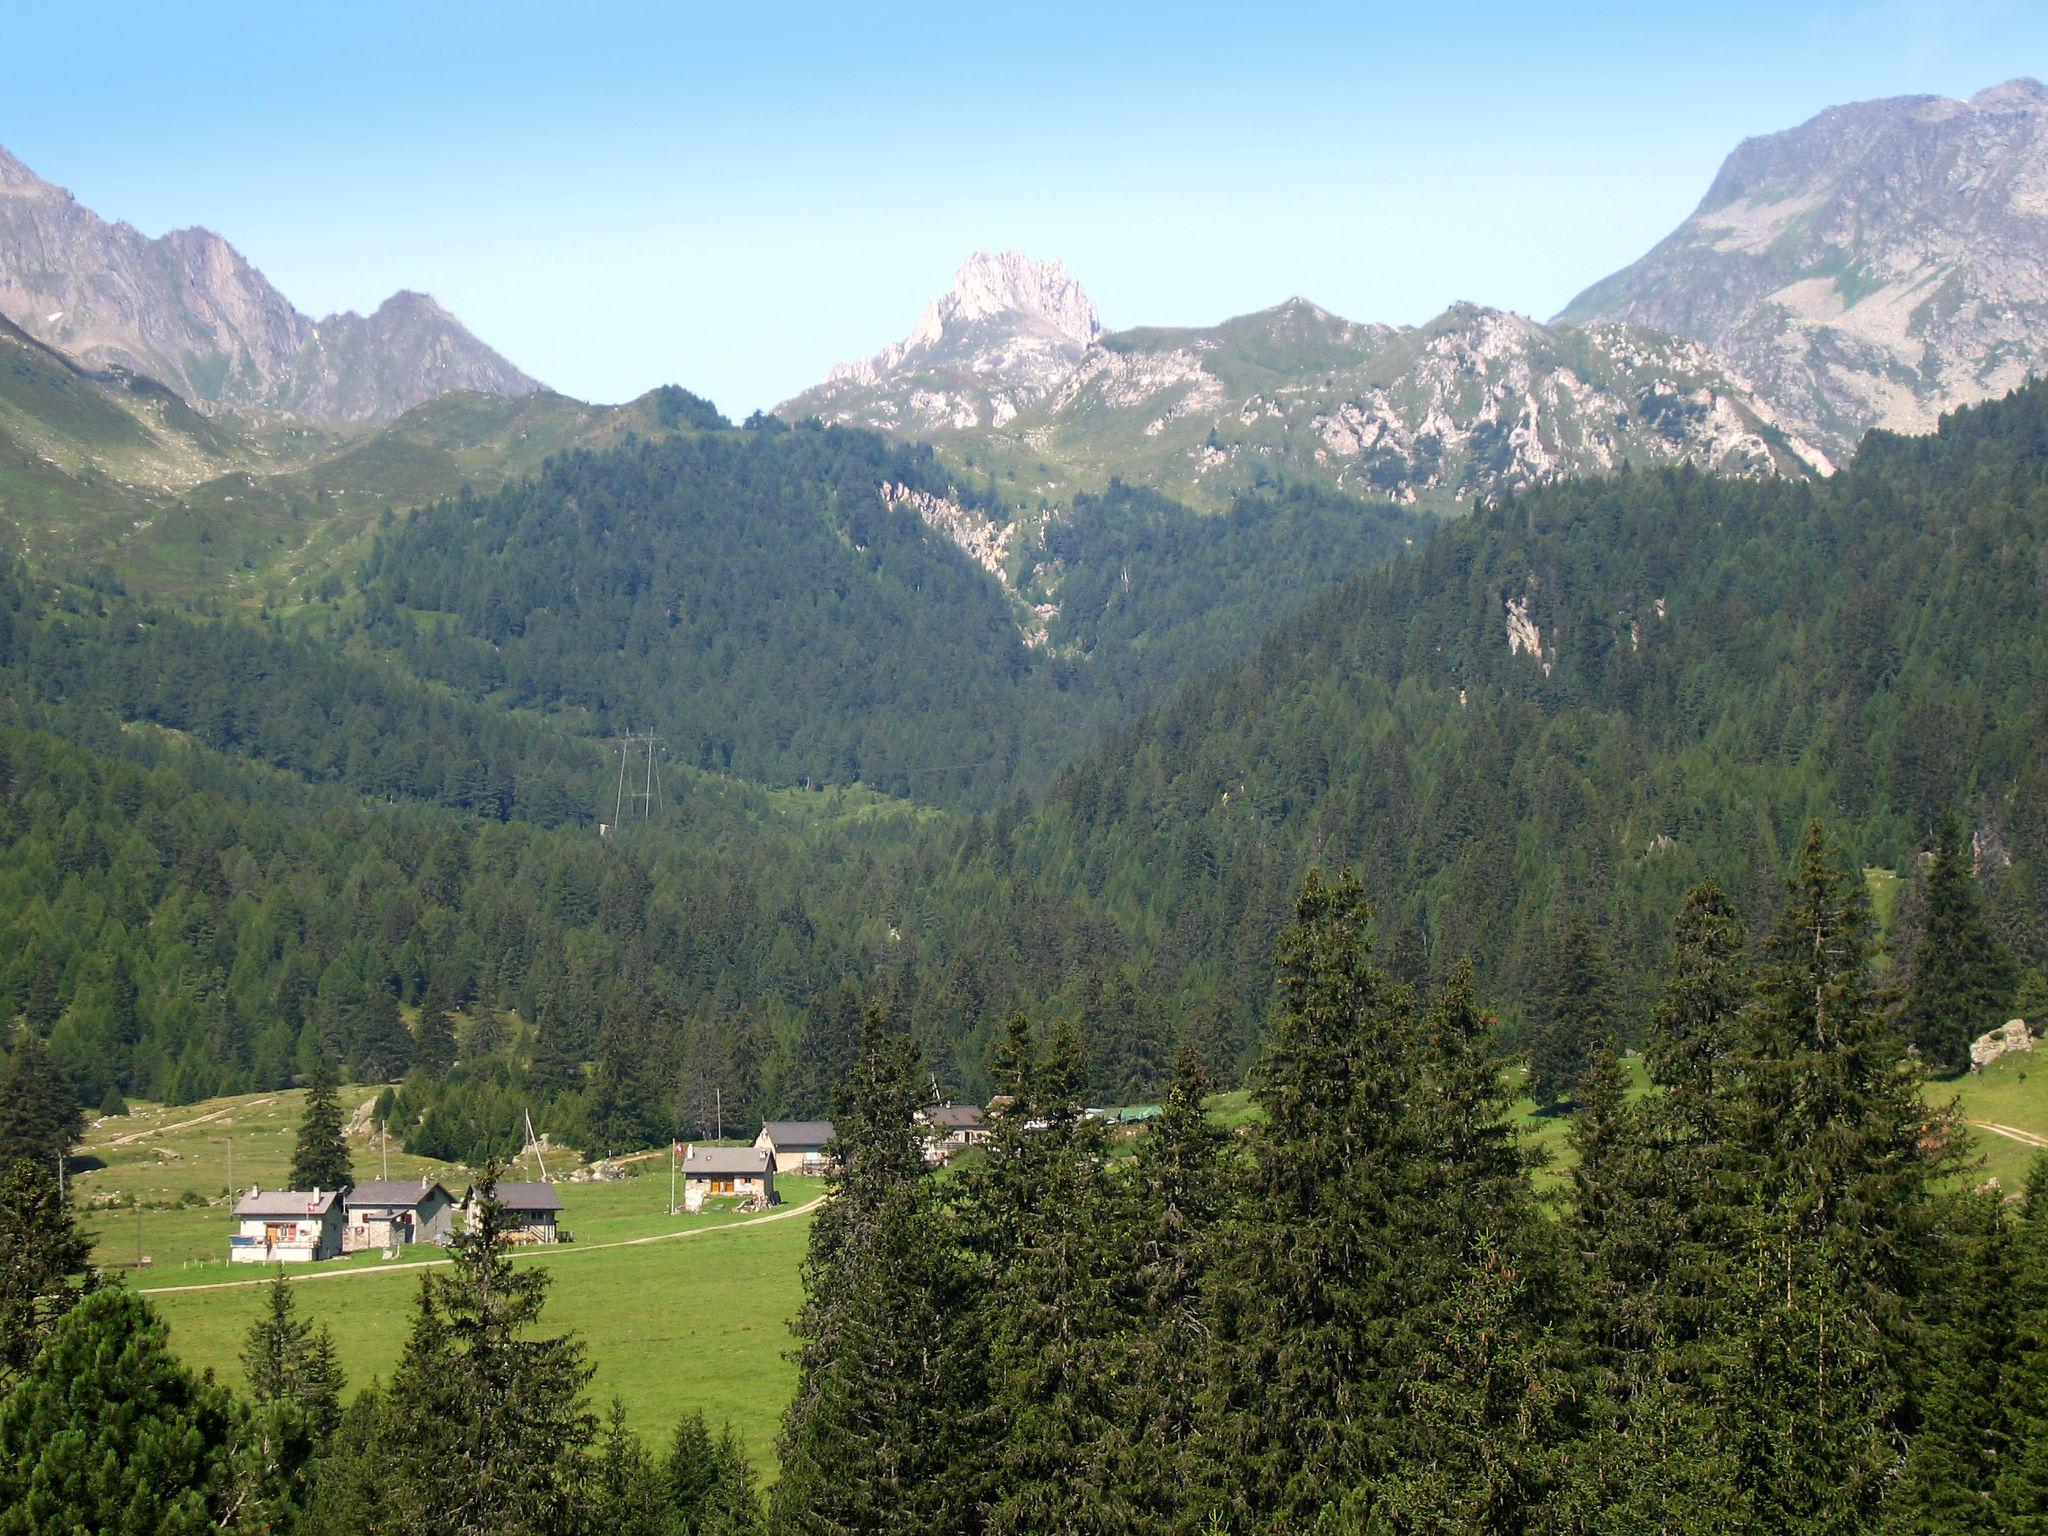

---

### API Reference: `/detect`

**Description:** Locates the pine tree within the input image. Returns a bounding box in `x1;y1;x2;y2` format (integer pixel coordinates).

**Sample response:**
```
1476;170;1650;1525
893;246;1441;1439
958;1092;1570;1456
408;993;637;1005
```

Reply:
1881;1190;2014;1533
1720;821;1953;1533
1204;868;1422;1527
0;1154;96;1389
1526;913;1622;1110
0;1029;84;1179
289;1056;353;1193
1998;1157;2048;1525
0;1288;246;1534
773;1009;979;1533
981;1014;1128;1534
370;1165;597;1535
586;1401;671;1536
1898;807;2017;1076
241;1270;346;1438
1086;1047;1229;1534
412;1002;458;1078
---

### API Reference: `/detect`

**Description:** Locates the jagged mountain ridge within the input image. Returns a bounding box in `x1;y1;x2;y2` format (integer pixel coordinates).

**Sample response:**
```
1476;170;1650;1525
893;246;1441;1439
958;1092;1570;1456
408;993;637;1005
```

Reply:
0;144;539;423
783;251;1101;434
784;270;1828;510
1563;78;2048;454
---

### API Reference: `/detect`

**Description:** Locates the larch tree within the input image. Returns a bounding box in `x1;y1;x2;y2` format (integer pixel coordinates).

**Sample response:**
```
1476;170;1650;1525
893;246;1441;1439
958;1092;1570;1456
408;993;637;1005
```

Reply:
288;1056;353;1193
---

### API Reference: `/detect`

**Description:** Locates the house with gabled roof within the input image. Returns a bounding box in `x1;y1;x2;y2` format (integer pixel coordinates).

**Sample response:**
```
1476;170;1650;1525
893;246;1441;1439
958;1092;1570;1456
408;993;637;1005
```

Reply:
230;1187;344;1263
682;1145;776;1210
754;1119;836;1173
464;1180;564;1243
342;1177;457;1253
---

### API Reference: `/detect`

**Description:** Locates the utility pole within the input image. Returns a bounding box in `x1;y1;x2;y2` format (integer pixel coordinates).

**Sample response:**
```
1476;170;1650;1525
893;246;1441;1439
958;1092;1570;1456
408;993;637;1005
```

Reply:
670;1140;678;1216
225;1136;233;1205
715;1086;722;1142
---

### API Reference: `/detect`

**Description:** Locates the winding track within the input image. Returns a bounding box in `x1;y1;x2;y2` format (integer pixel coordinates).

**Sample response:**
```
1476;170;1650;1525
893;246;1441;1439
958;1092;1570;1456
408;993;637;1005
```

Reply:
139;1193;824;1296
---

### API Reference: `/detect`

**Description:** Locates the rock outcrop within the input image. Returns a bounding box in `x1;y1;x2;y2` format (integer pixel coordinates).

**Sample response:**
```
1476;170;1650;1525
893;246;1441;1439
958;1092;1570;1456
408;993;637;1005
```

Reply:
0;145;538;422
1563;79;2048;456
781;251;1099;434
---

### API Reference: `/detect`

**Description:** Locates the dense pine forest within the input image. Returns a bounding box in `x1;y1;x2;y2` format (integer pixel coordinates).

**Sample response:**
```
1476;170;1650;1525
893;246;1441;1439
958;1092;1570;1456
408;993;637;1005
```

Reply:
4;382;2048;1142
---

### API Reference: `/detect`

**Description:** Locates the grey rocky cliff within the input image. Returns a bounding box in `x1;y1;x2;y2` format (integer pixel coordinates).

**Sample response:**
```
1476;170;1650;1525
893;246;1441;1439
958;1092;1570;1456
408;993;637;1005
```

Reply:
0;145;538;422
1562;79;2048;455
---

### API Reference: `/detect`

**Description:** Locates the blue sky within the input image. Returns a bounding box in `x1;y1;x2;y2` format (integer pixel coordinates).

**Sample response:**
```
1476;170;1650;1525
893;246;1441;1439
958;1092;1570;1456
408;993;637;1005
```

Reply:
7;1;2043;413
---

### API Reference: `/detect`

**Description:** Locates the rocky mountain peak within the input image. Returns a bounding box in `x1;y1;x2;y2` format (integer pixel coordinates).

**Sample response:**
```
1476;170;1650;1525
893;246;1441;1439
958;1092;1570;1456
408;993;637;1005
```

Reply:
0;145;47;196
0;145;537;423
784;251;1103;433
916;250;1099;345
1563;80;2048;453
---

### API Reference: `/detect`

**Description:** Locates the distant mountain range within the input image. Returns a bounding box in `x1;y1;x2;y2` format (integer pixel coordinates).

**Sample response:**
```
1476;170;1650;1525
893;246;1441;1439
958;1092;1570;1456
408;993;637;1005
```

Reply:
782;259;1826;509
783;80;2048;507
0;145;537;423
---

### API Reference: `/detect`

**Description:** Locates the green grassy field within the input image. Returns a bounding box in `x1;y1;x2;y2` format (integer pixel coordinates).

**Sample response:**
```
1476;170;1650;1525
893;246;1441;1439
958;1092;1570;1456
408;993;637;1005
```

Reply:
87;1035;2048;1480
77;1085;823;1468
144;1204;815;1471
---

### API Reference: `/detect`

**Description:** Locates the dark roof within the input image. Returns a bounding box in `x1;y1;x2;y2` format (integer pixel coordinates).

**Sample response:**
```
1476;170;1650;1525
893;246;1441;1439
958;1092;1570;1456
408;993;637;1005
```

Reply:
474;1181;562;1214
685;1145;775;1176
926;1104;985;1130
235;1189;340;1218
345;1179;452;1210
758;1119;835;1150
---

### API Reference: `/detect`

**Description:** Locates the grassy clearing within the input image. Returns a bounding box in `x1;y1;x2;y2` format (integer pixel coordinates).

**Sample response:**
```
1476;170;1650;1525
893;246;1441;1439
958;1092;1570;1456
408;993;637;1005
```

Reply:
144;1206;815;1471
1949;1050;2048;1193
80;1083;823;1471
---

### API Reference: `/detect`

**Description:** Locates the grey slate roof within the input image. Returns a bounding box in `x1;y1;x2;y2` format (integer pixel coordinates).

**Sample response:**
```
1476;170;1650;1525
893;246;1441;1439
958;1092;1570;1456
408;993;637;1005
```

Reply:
345;1180;452;1210
477;1181;563;1214
235;1189;340;1218
925;1104;985;1130
759;1119;835;1150
684;1145;775;1176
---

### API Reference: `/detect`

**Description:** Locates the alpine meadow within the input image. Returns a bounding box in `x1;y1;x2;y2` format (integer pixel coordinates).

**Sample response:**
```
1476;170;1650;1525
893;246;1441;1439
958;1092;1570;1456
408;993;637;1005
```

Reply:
8;12;2048;1533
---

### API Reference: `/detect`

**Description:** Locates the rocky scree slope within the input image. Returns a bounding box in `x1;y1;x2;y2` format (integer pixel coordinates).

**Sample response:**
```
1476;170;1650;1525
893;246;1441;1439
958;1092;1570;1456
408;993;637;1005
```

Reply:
0;145;538;422
1563;78;2048;456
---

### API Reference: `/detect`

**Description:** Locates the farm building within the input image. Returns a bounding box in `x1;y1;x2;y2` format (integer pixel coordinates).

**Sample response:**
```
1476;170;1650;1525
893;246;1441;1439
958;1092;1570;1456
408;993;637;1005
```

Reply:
342;1178;457;1253
682;1145;776;1210
754;1119;836;1173
468;1181;564;1243
919;1103;989;1161
230;1188;344;1263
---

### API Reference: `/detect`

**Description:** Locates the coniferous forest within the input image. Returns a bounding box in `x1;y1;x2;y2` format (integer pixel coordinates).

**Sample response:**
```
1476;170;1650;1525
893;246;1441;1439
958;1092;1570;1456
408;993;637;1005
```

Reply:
3;281;2048;1532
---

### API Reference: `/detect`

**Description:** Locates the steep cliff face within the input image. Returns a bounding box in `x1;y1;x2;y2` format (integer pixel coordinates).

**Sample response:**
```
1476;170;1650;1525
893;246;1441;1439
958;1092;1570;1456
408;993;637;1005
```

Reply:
0;146;537;422
1562;79;2048;454
780;251;1100;432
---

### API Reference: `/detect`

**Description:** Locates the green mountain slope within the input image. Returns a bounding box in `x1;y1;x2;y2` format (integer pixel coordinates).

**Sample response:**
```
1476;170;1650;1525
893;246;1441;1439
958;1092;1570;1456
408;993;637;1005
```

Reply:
868;381;2048;1078
343;419;1422;803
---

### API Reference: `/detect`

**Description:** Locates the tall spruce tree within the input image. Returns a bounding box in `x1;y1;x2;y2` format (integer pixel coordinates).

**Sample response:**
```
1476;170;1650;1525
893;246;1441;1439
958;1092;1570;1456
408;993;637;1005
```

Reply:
1996;1157;2048;1524
288;1056;353;1193
241;1270;346;1438
773;1009;980;1534
1897;807;2017;1076
1720;821;1953;1533
1372;961;1572;1532
0;1154;95;1389
0;1029;84;1180
1204;869;1422;1527
368;1166;597;1536
980;1015;1130;1534
1527;914;1623;1110
1086;1047;1230;1534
